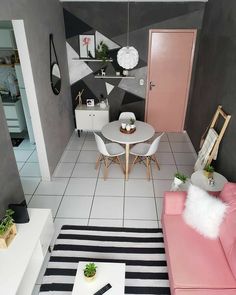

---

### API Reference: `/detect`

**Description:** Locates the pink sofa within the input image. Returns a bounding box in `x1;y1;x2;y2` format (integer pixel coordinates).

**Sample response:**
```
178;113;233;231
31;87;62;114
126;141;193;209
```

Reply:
162;182;236;295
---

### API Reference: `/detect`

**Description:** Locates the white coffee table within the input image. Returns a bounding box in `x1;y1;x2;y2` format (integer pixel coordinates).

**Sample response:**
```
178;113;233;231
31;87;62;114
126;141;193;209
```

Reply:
191;170;228;194
72;262;126;295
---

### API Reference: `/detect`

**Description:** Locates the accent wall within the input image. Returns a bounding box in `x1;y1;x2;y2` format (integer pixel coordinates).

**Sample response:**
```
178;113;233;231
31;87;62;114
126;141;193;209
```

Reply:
63;2;205;121
185;0;236;181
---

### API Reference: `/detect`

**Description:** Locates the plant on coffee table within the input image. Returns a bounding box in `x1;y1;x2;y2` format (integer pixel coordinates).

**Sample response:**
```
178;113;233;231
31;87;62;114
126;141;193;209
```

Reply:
84;263;97;281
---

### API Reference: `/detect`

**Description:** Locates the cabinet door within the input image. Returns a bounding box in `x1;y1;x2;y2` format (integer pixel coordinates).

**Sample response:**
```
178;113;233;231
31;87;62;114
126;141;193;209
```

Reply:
75;110;93;130
0;29;15;48
3;105;18;119
92;110;109;131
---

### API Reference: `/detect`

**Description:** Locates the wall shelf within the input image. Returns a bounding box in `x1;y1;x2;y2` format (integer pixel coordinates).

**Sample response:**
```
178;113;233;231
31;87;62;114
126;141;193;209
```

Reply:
94;75;135;79
72;58;113;62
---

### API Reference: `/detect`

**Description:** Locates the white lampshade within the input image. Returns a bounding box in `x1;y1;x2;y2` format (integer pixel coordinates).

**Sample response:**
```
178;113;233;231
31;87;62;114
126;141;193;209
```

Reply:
117;46;139;70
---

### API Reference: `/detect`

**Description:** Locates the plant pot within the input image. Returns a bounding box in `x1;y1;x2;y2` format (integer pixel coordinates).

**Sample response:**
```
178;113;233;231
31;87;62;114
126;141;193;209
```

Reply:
204;170;213;179
84;273;96;282
0;223;17;249
174;177;183;186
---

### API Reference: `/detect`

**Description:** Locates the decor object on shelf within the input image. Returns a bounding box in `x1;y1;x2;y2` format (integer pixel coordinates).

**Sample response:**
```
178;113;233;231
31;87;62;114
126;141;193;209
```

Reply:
117;1;139;69
95;41;109;63
0;209;16;249
79;34;95;58
183;184;227;239
49;34;61;95
75;89;84;106
101;68;106;76
204;164;214;179
83;262;97;281
86;99;94;107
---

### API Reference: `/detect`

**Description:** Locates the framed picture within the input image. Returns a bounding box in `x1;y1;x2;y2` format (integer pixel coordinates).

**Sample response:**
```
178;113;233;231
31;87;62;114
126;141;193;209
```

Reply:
86;99;95;107
79;35;95;59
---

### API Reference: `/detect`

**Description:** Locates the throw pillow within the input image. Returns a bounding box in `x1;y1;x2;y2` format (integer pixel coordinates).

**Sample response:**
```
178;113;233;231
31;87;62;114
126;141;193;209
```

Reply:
183;184;228;239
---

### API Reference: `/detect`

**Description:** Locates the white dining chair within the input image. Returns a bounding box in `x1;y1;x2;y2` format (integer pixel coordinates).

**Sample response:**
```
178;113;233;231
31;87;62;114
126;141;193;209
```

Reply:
130;133;164;180
94;132;125;180
119;112;136;121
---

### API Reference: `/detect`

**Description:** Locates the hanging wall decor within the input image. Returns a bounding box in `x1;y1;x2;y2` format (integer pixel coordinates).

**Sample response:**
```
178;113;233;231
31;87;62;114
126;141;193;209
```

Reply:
49;34;61;95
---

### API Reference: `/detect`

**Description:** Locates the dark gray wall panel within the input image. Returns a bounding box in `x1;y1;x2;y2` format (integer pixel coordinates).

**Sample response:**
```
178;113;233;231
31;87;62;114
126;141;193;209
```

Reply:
186;0;236;181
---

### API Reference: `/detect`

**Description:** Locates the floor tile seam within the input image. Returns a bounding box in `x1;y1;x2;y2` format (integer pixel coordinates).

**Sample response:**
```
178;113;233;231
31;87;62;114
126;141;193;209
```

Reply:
123;177;126;227
66;147;83;179
151;174;159;222
54;173;74;219
124;195;155;198
18;161;27;172
87;164;101;225
22;148;35;163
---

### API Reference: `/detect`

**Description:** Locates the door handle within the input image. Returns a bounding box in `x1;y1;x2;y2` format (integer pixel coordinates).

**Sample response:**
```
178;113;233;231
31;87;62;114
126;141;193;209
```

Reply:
149;81;156;90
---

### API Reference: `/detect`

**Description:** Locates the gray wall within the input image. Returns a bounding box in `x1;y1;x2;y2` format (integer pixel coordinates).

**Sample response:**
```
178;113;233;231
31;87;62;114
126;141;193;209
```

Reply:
186;0;236;181
0;0;74;175
0;103;24;218
63;2;205;121
0;0;73;215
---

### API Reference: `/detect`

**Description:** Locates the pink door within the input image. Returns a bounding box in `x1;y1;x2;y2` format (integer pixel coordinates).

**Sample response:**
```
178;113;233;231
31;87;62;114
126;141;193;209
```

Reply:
146;30;196;132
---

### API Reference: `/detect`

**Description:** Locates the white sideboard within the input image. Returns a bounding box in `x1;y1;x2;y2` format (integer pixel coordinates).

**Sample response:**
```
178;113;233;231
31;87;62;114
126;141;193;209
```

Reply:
0;208;54;295
75;104;109;133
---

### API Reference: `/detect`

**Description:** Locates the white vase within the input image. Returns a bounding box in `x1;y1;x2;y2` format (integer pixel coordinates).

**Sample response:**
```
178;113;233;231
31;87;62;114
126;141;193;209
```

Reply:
130;124;135;129
174;177;183;186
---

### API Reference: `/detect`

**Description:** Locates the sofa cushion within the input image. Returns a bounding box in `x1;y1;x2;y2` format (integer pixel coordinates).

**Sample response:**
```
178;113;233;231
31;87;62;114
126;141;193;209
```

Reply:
175;290;236;295
163;215;236;290
183;184;227;239
219;182;236;279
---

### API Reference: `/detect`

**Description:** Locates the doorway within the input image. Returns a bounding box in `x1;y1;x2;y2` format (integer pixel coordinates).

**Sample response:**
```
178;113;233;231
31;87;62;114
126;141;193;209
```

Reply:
0;20;50;180
145;29;196;132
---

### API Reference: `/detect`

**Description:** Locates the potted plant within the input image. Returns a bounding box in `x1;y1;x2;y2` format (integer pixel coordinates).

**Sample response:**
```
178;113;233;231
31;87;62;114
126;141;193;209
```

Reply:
0;209;17;249
129;118;136;129
96;41;109;63
174;172;187;186
84;262;97;281
204;164;214;178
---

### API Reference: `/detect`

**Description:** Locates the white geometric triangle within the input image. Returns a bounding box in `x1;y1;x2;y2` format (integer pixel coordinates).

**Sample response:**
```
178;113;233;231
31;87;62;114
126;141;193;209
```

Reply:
95;31;120;50
105;82;115;95
66;42;92;85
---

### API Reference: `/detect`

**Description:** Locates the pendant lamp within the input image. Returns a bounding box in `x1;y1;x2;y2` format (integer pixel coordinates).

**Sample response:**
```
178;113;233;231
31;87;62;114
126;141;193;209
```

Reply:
117;1;139;70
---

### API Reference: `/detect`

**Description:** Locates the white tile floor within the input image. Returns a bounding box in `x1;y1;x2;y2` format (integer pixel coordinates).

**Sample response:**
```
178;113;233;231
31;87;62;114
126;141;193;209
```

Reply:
15;131;197;229
15;131;197;294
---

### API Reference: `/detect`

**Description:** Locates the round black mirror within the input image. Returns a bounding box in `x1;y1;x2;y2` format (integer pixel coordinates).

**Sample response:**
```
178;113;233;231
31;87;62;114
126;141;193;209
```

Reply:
50;62;61;95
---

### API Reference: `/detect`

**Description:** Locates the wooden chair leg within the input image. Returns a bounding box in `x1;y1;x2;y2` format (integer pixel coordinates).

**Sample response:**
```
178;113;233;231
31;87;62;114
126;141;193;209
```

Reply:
95;154;102;170
117;156;124;174
146;157;151;181
130;155;139;173
104;157;109;180
153;155;160;170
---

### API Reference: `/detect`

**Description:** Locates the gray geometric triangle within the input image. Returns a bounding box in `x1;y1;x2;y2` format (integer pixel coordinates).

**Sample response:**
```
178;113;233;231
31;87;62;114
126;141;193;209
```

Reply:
66;42;92;85
105;82;115;95
95;31;121;50
118;66;147;99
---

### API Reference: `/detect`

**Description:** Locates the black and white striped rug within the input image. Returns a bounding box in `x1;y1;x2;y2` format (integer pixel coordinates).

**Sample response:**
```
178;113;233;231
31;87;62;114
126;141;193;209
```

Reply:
40;225;170;295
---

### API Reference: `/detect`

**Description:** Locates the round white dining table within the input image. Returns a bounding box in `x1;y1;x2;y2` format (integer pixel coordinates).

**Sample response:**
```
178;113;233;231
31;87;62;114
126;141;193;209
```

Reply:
102;120;155;180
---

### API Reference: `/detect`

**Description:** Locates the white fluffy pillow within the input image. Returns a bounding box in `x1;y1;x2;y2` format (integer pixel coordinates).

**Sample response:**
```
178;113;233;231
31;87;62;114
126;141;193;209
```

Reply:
183;184;227;239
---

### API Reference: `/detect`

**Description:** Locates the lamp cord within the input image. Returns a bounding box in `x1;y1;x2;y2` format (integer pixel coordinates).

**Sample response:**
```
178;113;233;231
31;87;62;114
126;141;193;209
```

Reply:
127;0;130;47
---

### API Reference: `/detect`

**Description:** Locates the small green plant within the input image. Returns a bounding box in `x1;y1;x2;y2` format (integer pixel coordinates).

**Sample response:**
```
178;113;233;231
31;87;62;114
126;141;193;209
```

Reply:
84;263;97;278
96;41;109;63
174;172;187;183
0;209;15;236
204;164;214;173
129;118;135;125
